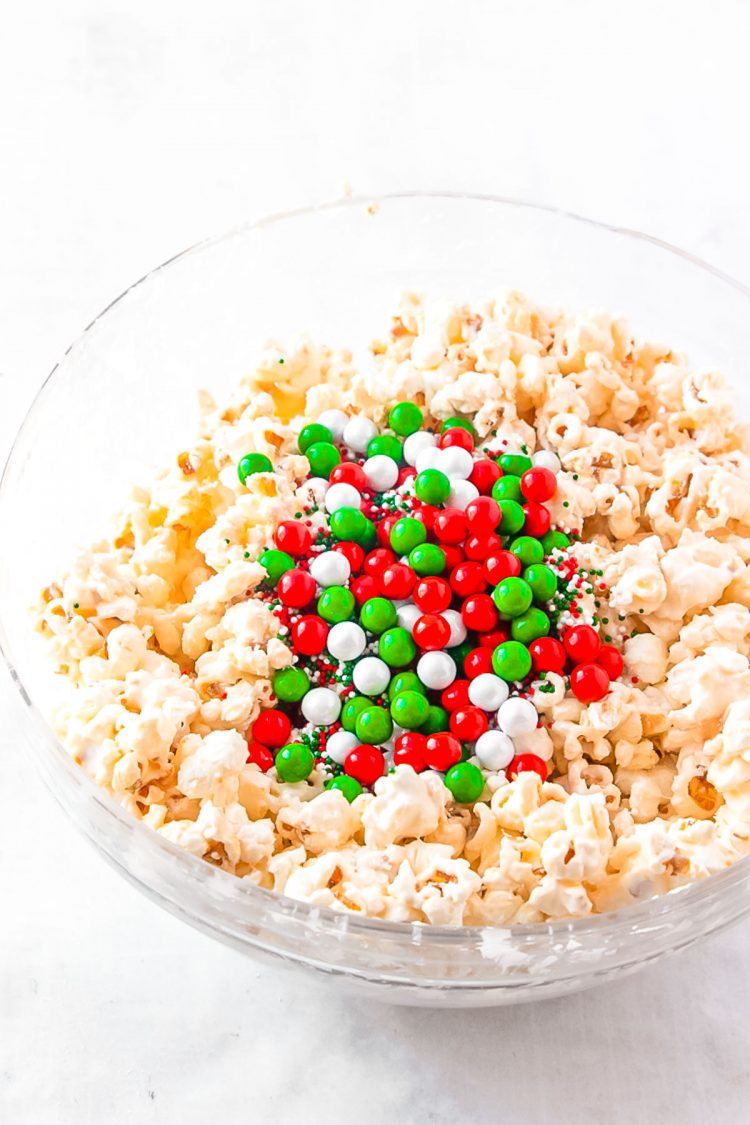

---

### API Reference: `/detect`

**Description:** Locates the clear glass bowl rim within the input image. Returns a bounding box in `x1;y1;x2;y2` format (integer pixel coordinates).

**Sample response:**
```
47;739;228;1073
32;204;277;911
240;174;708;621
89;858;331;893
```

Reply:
3;188;750;948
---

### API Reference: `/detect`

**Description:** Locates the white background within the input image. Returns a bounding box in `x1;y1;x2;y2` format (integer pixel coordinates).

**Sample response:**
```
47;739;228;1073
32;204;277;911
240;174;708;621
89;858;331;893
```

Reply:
2;2;750;1122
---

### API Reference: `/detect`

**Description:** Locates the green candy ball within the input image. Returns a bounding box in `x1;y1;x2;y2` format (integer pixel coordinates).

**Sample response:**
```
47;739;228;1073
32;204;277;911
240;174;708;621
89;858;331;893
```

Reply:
325;775;363;803
360;596;398;634
258;548;295;585
298;423;333;454
408;543;446;576
542;529;571;555
341;695;370;733
492;640;533;682
414;468;451;506
498;499;526;535
359;517;378;549
450;640;475;670
499;452;533;476
524;563;558;601
388;671;425;701
510;536;545;567
238;452;273;484
444;761;485;803
491;474;523;503
275;743;314;783
390;516;427;554
390;690;430;731
329;507;367;542
306;441;341;479
378;627;417;667
492;576;533;618
355;705;393;745
511;607;551;644
441;417;475;439
367;434;403;462
272;666;310;702
317;586;356;624
420;704;450;734
389;402;424;437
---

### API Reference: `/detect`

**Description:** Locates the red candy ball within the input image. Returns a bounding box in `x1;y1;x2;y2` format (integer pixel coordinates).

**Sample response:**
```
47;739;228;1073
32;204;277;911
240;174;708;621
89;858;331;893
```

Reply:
393;733;427;771
397;466;417;487
570;663;610;703
478;626;511;649
469;458;503;494
450;706;489;742
423;732;463;771
441;679;472;711
563;624;601;664
465;496;501;535
274;520;312;556
330;461;367;489
377;514;400;548
597;644;624;680
450;562;487;596
252;709;292;748
520;467;557;503
461;593;498;632
522;502;551;538
278;568;316;608
247;742;275;772
483;550;522;585
441;544;466;571
529;636;567;674
464;647;494;678
414;577;452;613
381;563;417;600
334;541;364;573
364;547;397;577
350;575;380;604
439;426;474;452
464;533;502;561
508;754;548;781
291;614;329;656
412;505;436;532
413;613;452;651
433;508;467;544
345;745;386;786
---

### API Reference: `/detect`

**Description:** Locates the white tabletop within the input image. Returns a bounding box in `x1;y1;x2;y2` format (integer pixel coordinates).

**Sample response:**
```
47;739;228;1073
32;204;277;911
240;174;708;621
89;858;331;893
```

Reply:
3;3;750;1122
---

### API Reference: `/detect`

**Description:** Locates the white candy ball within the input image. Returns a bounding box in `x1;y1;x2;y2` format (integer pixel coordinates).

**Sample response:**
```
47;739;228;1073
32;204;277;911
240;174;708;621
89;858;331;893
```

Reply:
469;673;510;711
415;445;443;473
301;687;342;726
404;431;437;467
397;603;422;631
417;651;456;691
447;479;480;511
363;454;399;491
324;482;361;513
327;621;366;661
353;656;391;696
474;730;515;771
437;447;474;480
309;550;351;587
532;449;561;473
318;409;349;442
441;609;467;647
497;697;538;737
343;415;377;453
326;729;359;765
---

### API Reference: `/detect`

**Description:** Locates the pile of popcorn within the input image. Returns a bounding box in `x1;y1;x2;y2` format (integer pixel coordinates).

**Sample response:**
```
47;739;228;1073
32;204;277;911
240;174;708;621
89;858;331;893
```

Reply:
37;290;750;925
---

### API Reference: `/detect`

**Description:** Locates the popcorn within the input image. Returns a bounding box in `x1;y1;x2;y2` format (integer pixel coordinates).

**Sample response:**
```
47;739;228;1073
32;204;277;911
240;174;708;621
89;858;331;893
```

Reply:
37;290;750;925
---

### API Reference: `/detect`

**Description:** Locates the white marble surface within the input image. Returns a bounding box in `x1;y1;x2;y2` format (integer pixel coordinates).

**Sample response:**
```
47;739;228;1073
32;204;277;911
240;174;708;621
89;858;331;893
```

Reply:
3;3;750;1121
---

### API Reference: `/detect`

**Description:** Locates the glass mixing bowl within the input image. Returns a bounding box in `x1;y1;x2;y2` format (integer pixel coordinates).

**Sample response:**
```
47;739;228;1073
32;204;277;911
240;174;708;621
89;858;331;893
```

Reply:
3;193;750;1007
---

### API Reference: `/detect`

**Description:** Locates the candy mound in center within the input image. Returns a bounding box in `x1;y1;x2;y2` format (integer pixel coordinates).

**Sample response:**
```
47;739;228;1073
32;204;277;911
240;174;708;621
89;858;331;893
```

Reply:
242;403;624;805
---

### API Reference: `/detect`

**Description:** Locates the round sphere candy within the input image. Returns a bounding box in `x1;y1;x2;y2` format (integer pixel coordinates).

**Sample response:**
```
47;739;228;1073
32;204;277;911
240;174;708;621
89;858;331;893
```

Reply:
327;621;367;661
301;687;341;726
404;430;438;467
496;697;538;737
417;651;456;690
343;415;377;453
325;729;359;765
324;482;362;514
363;454;399;491
352;656;391;696
468;673;509;711
309;550;351;587
317;409;348;442
474;729;515;771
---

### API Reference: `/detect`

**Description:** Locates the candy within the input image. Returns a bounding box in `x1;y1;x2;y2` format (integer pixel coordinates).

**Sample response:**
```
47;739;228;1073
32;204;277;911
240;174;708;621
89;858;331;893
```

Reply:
341;695;370;733
444;761;485;803
509;535;545;567
278;569;316;608
317;409;348;441
492;641;533;682
334;541;364;572
413;613;451;650
439;426;474;452
363;548;397;578
499;453;533;476
484;550;522;586
433;508;466;544
492;475;523;503
259;548;295;585
404;430;438;466
417;651;456;690
541;529;571;554
272;666;311;703
247;742;274;772
563;624;601;664
522;501;551;538
531;449;561;473
352;656;391;696
493;577;533;619
523;563;558;601
529;636;567;674
298;423;333;453
511;607;551;644
324;482;362;513
570;663;610;703
344;744;386;785
469;458;502;494
301;687;342;725
465;496;501;535
421;705;450;734
275;743;315;783
408;543;446;576
396;603;422;631
379;627;418;667
274;520;312;556
441;679;472;711
450;561;486;596
327;621;367;661
468;673;509;711
498;499;526;535
306;441;341;478
520;467;557;503
343;415;377;452
309;550;351;587
413;576;452;613
380;563;417;600
422;732;462;771
447;479;480;511
350;575;380;604
474;730;515;771
437;446;474;480
326;729;360;765
464;647;494;679
252;709;292;749
597;644;625;680
359;596;398;633
389;401;424;436
394;732;427;770
441;417;475;438
497;697;538;736
363;454;399;491
354;705;393;745
415;468;451;505
461;594;498;632
367;434;403;462
441;608;468;647
450;706;488;741
390;690;430;730
507;753;548;781
389;517;427;554
317;585;356;623
238;452;273;483
325;775;364;802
